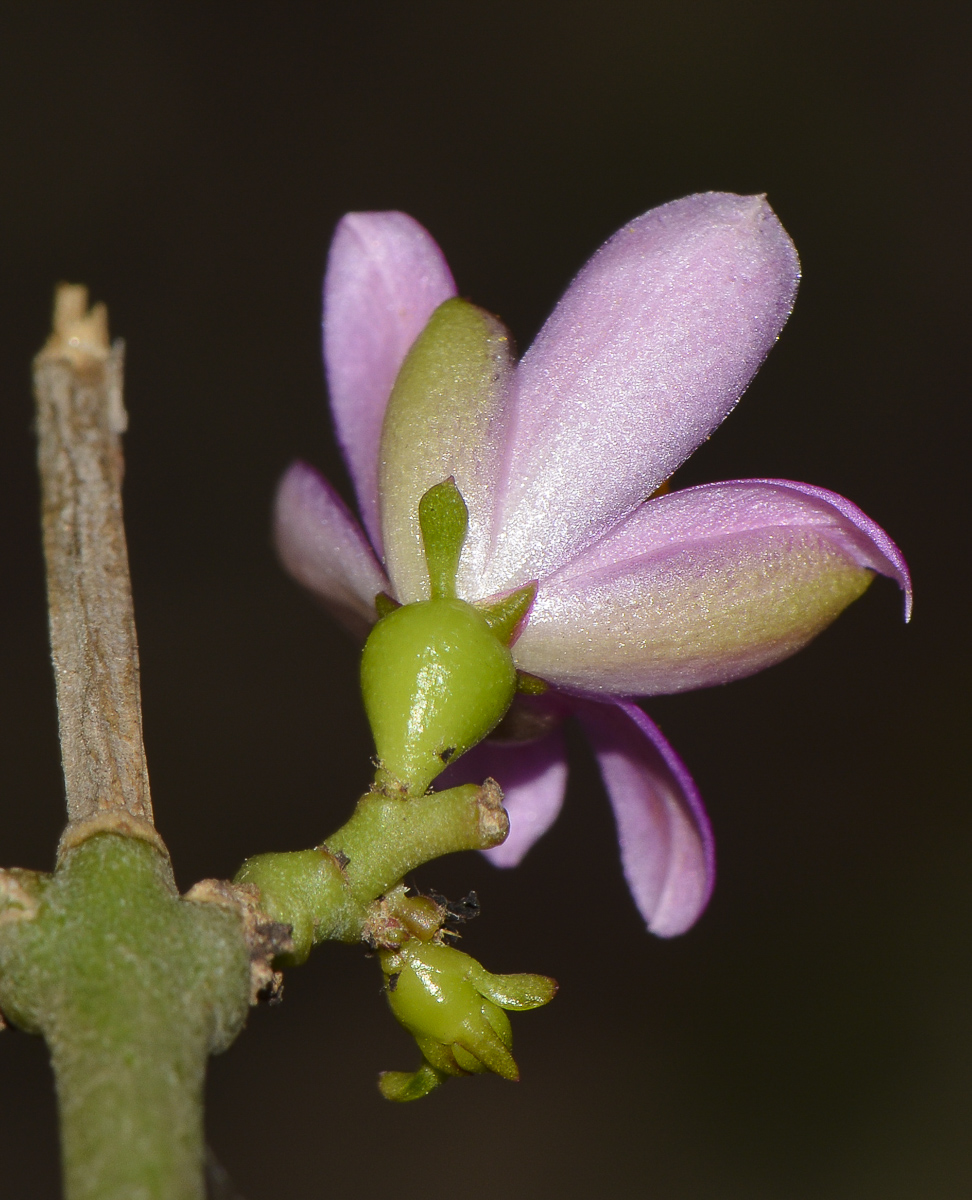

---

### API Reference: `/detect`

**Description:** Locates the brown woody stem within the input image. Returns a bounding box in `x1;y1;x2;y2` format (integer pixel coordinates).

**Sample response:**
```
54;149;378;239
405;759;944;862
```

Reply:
33;286;156;847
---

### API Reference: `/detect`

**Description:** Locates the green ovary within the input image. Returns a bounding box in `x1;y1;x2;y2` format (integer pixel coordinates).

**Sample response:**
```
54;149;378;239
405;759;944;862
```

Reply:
361;596;517;796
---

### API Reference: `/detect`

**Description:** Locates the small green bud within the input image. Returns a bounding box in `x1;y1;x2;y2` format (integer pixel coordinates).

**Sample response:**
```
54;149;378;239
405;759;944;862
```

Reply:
377;940;556;1101
361;598;517;796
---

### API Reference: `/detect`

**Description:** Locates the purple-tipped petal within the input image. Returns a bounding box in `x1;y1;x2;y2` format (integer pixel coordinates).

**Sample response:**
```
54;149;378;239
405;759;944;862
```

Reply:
481;193;800;593
324;212;457;551
514;479;907;695
437;724;569;867
574;699;714;936
274;461;389;640
753;479;912;619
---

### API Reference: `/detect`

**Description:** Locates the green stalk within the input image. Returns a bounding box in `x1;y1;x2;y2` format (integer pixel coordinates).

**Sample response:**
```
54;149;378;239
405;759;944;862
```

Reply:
235;779;509;961
0;835;250;1200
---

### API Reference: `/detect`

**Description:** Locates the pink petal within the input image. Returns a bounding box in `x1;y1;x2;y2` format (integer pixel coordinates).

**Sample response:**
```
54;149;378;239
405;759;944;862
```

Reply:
514;479;909;695
324;212;457;552
481;194;800;593
274;461;389;640
437;725;569;867
574;698;714;936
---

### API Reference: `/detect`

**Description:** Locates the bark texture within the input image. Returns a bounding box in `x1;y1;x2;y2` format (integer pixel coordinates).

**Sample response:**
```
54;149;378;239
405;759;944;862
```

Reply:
33;286;153;830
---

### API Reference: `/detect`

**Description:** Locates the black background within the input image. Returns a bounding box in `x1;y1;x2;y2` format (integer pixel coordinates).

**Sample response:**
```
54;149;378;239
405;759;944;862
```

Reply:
0;3;968;1196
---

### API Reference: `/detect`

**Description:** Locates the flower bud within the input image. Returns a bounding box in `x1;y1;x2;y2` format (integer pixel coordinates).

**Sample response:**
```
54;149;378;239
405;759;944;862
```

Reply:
377;939;556;1101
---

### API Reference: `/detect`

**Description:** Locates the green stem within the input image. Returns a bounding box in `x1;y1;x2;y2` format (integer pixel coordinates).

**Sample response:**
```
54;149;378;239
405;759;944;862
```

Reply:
331;781;507;902
0;835;251;1200
235;779;509;962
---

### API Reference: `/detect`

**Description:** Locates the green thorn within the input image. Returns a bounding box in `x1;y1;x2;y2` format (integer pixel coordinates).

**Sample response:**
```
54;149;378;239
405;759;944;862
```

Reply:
476;582;538;645
419;479;468;600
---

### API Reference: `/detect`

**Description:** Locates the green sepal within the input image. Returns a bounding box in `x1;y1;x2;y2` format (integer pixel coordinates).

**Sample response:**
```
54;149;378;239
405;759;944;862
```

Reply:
467;964;559;1010
475;581;538;645
419;479;468;600
516;670;549;695
374;591;400;619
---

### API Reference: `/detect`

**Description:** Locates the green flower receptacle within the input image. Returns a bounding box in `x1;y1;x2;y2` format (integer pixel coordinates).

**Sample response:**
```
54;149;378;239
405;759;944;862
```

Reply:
361;597;517;797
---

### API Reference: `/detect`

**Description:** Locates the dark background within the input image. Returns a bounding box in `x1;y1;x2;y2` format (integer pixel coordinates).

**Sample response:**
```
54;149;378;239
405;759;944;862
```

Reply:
0;3;967;1196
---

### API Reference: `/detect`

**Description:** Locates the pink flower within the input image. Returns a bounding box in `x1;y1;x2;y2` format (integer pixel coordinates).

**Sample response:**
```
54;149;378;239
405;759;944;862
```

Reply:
275;196;910;936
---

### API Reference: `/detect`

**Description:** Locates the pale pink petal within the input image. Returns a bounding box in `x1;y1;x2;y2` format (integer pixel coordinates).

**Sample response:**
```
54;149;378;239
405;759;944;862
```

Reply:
274;461;389;640
481;194;800;593
437;725;569;867
514;479;908;695
324;212;457;551
574;699;714;936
